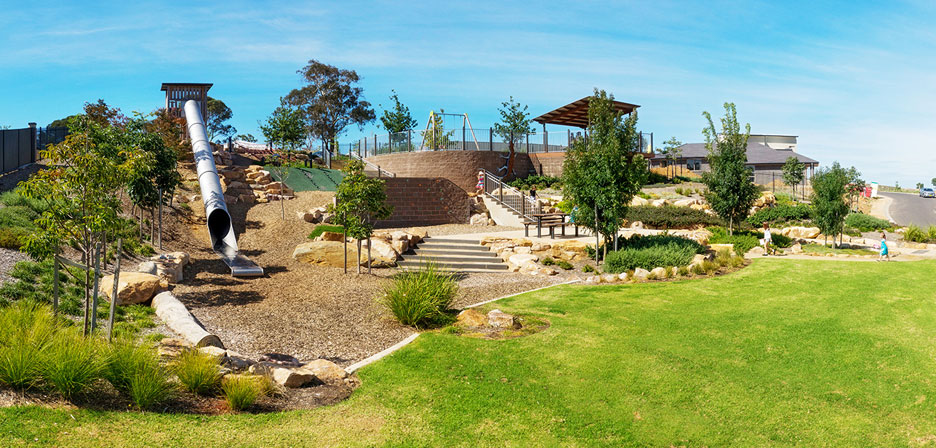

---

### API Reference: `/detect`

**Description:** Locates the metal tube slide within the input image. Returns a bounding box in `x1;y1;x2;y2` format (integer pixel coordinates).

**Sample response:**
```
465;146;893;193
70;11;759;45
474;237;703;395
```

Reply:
183;100;263;277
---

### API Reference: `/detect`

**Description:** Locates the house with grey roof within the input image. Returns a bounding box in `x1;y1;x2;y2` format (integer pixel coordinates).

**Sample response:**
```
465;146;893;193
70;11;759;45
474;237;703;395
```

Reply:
649;134;819;183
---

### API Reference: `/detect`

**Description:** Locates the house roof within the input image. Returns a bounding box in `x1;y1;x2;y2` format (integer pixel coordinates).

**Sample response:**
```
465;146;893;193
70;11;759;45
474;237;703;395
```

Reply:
664;142;819;165
160;83;213;91
533;96;639;128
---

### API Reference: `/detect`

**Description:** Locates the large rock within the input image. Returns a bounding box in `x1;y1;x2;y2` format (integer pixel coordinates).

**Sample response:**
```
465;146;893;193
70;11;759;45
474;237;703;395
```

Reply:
100;272;164;305
271;366;316;388
361;238;399;267
456;309;488;327
630;196;649;206
789;242;803;254
316;231;345;242
470;213;489;225
633;268;650;280
149;252;189;283
673;199;695;208
650;267;667;278
781;226;821;239
507;253;539;272
487;309;521;329
293;241;349;267
650;199;667;207
302;359;348;385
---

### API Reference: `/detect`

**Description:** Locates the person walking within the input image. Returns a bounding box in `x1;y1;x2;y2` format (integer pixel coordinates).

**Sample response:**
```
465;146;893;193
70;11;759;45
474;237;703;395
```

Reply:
879;232;889;261
762;222;772;256
529;185;538;200
475;170;485;195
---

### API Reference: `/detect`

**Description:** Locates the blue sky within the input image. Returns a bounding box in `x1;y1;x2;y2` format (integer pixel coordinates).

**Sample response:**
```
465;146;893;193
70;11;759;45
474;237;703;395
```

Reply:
1;0;935;186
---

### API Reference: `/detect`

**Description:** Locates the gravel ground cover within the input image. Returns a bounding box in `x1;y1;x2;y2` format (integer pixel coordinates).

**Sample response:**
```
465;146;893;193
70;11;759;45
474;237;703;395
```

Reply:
170;189;556;367
0;248;28;284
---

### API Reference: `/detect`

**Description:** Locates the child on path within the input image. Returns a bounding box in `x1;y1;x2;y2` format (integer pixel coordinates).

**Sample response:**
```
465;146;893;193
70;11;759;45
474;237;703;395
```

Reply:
762;222;772;256
879;232;889;261
475;170;484;195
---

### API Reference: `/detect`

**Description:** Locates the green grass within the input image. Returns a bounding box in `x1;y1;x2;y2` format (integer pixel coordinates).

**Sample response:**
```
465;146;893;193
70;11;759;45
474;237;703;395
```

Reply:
802;243;877;256
307;224;344;240
265;165;344;192
7;260;936;445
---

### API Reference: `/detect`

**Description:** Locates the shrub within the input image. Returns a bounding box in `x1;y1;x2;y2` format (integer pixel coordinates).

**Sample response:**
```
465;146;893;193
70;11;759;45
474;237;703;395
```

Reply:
904;224;935;243
222;374;265;411
507;175;562;191
582;264;596;273
173;349;223;396
308;224;345;240
555;200;573;214
0;227;29;249
646;272;658;281
664;266;674;278
0;301;56;389
556;260;573;270
701;260;718;274
41;329;103;400
745;204;813;226
541;257;556;266
618;234;706;253
708;226;791;255
674;187;685;196
677;266;689;276
626;205;722;229
691;263;706;275
128;359;174;410
378;261;458;329
603;235;706;274
844;213;892;232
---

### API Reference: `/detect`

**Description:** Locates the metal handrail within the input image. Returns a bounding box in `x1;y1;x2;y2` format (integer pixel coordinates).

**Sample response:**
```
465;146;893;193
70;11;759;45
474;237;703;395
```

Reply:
481;169;540;221
350;151;396;178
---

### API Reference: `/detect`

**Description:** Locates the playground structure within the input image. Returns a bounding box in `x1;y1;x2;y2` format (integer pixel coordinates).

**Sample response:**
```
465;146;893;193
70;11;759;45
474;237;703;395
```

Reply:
182;98;263;277
419;110;480;151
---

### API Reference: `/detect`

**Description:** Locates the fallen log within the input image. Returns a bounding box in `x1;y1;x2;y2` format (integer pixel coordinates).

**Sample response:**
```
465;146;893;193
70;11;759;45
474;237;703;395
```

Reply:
151;291;224;348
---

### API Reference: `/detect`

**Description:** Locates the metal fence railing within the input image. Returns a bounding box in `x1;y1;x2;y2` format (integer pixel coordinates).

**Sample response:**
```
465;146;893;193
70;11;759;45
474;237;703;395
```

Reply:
0;124;64;175
333;129;654;159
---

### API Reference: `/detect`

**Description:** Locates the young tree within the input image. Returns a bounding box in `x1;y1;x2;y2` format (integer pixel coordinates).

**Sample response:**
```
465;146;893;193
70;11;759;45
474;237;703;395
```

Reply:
21;118;134;334
328;160;393;274
917;182;924;191
661;137;683;179
125;114;182;240
811;162;850;247
781;156;806;199
562;89;647;263
260;103;306;220
379;90;418;134
493;96;536;177
845;167;863;214
700;102;758;235
206;97;236;142
931;178;936;187
284;60;375;156
148;109;190;160
235;133;257;143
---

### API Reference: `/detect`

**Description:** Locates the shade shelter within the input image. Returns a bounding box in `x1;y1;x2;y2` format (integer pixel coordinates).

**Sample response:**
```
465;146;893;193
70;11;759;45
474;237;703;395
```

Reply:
533;96;640;129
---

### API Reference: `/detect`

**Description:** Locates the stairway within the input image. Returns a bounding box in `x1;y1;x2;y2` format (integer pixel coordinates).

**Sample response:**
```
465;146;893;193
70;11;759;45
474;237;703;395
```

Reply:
481;196;526;227
398;237;508;273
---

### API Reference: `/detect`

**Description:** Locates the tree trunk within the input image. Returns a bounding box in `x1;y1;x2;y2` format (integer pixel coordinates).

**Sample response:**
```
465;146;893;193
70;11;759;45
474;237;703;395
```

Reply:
594;208;600;265
367;236;372;275
729;216;733;236
343;231;348;274
281;195;285;221
356;239;362;274
82;245;90;336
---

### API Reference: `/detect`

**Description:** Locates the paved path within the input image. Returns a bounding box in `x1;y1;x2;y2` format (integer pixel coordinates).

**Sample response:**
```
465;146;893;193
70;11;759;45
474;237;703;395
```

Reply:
879;192;936;227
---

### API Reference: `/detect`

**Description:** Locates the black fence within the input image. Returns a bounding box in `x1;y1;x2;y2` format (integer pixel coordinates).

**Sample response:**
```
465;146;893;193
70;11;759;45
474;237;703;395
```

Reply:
0;125;67;175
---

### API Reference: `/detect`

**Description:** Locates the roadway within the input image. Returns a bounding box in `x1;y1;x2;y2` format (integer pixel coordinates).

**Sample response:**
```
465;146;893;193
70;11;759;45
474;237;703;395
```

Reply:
879;192;936;226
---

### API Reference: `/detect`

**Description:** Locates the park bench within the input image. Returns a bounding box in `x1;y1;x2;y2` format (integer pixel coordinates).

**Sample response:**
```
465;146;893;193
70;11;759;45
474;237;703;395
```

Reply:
524;213;568;239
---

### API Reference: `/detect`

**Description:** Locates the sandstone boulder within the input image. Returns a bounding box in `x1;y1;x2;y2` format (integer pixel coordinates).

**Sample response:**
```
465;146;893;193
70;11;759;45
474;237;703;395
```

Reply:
781;226;821;239
456;309;488;327
650;267;667;278
302;359;348;385
629;221;644;229
137;261;158;275
651;199;667;207
469;213;489;225
630;196;649;206
271;366;316;388
361;238;399;267
633;268;650;280
673;199;695;208
601;273;618;283
316;231;345;242
487;309;521;329
157;337;191;360
789;242;803;254
293;241;348;267
101;272;164;305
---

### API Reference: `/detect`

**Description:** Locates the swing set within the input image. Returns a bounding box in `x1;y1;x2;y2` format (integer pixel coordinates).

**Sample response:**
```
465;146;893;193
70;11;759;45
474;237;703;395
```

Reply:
419;110;481;151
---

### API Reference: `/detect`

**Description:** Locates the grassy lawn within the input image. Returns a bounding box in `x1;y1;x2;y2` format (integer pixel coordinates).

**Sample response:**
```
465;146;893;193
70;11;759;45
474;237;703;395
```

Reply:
4;259;936;446
803;243;878;256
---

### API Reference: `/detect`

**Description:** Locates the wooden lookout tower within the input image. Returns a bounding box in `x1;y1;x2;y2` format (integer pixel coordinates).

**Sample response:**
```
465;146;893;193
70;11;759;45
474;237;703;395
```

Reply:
160;83;212;119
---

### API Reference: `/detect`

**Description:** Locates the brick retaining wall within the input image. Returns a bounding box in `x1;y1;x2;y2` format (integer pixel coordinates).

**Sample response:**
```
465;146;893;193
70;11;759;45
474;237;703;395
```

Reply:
529;152;566;177
377;177;469;228
366;151;537;192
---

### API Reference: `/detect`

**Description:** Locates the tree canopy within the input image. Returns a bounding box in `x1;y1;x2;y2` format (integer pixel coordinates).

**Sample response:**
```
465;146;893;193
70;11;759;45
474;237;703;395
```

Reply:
700;102;757;234
661;136;683;179
259;102;305;151
562;89;647;260
206;97;236;142
811;162;850;246
284;60;375;151
379;90;418;134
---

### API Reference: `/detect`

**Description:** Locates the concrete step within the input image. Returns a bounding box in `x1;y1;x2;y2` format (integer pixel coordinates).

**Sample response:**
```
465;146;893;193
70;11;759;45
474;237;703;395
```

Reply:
404;254;500;264
397;259;509;271
413;243;489;251
412;248;498;258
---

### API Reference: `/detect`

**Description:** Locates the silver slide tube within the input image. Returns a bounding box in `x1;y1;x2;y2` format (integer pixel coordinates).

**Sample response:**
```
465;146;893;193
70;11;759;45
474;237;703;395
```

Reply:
184;100;238;256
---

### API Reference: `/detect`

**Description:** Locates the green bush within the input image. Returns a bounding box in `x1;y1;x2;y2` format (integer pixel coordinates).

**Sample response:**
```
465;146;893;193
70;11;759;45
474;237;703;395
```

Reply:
603;235;705;273
903;224;936;243
708;227;791;255
845;213;892;232
128;360;174;410
104;338;155;393
626;205;722;229
173;349;223;396
745;204;812;226
582;264;596;273
222;374;265;411
541;257;556;266
556;260;573;270
378;261;458;329
308;224;345;240
0;301;56;389
0;227;29;249
507;175;562;191
555;200;573;214
41;329;103;400
677;266;689;276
